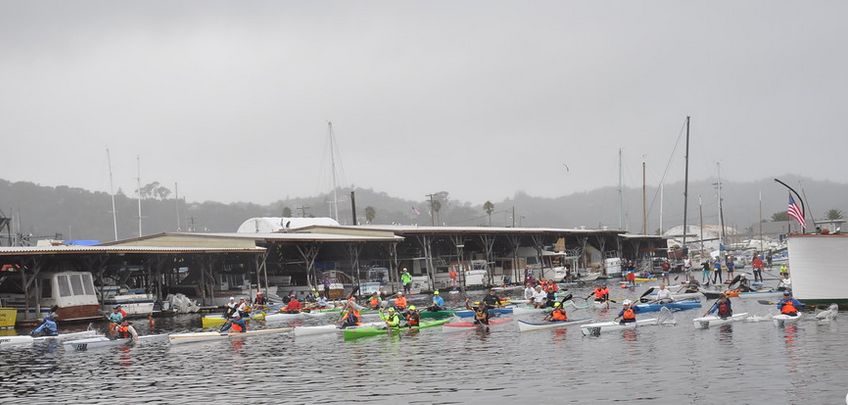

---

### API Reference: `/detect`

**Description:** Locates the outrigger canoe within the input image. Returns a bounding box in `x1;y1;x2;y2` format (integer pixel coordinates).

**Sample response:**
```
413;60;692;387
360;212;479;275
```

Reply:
634;300;701;313
168;327;292;344
692;313;748;329
517;318;592;332
773;313;802;327
454;307;513;318
63;334;168;351
443;317;513;332
293;322;384;337
0;330;100;347
580;318;659;336
343;318;451;340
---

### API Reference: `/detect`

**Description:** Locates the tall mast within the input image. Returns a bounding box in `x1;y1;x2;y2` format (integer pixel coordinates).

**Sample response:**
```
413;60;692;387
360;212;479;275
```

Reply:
716;162;725;248
106;148;118;241
758;191;763;252
136;155;142;237
682;116;690;248
175;182;181;231
659;183;664;235
328;121;339;221
618;148;623;230
698;194;704;255
642;159;647;235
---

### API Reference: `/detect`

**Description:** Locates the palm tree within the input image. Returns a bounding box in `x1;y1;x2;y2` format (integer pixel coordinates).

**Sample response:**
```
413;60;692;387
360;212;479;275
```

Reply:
483;201;494;226
282;207;292;217
365;206;376;224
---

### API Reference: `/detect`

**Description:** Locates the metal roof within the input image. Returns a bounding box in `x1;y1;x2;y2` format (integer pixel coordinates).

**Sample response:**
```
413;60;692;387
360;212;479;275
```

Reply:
0;245;266;256
100;231;403;246
310;225;625;235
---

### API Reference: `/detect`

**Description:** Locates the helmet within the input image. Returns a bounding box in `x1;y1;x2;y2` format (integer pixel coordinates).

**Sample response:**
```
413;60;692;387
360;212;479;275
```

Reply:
783;291;791;296
553;302;561;308
622;299;632;306
397;292;403;296
388;307;396;312
229;297;235;301
409;305;417;311
433;290;439;295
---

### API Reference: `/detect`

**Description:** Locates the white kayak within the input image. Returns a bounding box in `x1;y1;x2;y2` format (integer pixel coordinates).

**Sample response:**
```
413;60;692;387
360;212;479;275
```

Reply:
580;318;659;336
517;318;592;332
510;306;546;315
293;322;384;337
63;334;168;351
169;327;292;344
592;300;610;309
0;330;100;347
693;313;748;329
773;313;802;327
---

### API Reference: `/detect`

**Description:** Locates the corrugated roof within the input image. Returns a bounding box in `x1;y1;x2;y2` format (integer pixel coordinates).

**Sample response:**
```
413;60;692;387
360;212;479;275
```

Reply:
0;245;266;256
100;231;403;246
313;225;624;235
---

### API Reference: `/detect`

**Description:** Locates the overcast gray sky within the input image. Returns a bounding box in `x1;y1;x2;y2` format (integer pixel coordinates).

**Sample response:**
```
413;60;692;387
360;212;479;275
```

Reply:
1;1;846;204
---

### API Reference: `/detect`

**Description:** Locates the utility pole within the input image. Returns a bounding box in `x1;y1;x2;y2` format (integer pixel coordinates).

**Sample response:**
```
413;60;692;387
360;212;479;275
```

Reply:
106;148;118;241
682;116;690;248
642;159;647;235
350;191;358;226
699;195;704;255
175;182;181;231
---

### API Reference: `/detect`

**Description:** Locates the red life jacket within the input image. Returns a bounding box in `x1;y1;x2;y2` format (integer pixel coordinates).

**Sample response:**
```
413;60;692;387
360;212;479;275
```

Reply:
718;301;731;317
395;296;407;309
622;308;636;321
406;313;420;326
781;301;798;315
551;308;567;321
117;325;129;337
369;297;380;309
594;288;605;299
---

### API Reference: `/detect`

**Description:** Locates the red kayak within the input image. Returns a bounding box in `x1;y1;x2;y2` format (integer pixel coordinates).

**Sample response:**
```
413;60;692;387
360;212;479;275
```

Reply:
443;317;512;331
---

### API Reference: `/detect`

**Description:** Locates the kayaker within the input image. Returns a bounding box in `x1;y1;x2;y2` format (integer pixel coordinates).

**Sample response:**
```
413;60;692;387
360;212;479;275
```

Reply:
776;291;802;315
304;289;318;303
284;296;302;313
532;285;548;309
236;297;251;318
339;303;362;328
400;268;413;295
544;281;558;306
382;307;402;328
253;291;266;307
523;284;535;302
481;288;503;308
48;305;60;321
429;290;445;311
544;301;568;322
107;306;124;324
316;295;330;308
30;314;58;337
779;264;789;276
117;305;128;319
368;292;382;310
220;310;247;333
683;274;701;293
654;283;673;303
115;320;139;342
465;298;490;326
586;285;609;304
614;299;639;325
736;275;753;292
405;305;421;327
705;293;733;320
224;297;238;319
394;292;408;311
777;273;792;291
148;313;155;332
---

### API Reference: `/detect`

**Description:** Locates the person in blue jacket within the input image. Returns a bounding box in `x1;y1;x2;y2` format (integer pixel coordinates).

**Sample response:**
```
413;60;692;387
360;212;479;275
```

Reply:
31;314;58;336
429;290;445;311
775;291;803;315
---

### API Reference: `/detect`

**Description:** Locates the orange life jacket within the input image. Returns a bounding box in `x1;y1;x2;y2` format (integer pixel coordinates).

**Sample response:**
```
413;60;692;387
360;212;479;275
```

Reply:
395;296;407;309
781;301;798;315
406;313;420;326
117;325;129;337
551;308;567;321
232;322;243;332
369;297;380;308
622;308;636;321
594;288;606;299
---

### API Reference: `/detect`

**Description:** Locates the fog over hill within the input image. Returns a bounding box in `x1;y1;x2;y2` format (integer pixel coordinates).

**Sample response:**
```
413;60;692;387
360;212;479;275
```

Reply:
1;175;845;243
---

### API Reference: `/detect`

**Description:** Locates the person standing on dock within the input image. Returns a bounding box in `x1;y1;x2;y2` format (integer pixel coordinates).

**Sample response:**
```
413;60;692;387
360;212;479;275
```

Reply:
712;258;723;284
449;267;458;289
725;255;735;279
400;268;413;295
751;254;764;283
701;261;711;283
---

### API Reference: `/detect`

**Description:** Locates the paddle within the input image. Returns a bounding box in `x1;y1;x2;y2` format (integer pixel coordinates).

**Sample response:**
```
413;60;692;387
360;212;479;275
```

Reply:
702;296;722;317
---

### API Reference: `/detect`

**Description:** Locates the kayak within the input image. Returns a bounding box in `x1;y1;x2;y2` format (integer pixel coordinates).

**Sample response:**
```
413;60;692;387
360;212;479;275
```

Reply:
635;300;702;313
510;306;548;315
168;327;292;344
0;330;100;347
580;318;659;336
701;289;783;300
343;318;451;340
419;310;454;319
692;313;749;329
517;318;592;332
592;300;610;309
634;277;657;283
293;322;384;337
773;313;802;327
454;307;514;318
443;317;513;332
63;334;168;351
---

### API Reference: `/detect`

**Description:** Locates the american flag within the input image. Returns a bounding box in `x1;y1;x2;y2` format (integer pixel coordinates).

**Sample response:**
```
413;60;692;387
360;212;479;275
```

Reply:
411;206;420;216
787;195;806;229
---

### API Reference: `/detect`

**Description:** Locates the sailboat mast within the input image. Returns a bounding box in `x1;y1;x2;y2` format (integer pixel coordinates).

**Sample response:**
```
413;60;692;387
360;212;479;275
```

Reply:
328;121;339;221
659;183;664;235
682;116;690;248
618;148;623;230
175;182;181;231
716;162;725;247
106;148;118;241
758;191;763;252
136;155;142;237
698;194;704;255
642;159;647;235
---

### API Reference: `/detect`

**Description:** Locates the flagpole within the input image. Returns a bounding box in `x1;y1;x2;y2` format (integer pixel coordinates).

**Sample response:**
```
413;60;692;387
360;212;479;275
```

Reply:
774;178;806;232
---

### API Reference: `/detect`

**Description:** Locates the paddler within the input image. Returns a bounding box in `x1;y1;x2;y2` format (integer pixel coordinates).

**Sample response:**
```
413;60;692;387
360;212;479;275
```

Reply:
523;284;535;302
776;291;802;316
368;292;382;310
219;309;247;333
654;283;673;303
532;285;548;309
316;294;329;308
339;302;362;328
429;290;445;311
614;299;639;325
237;297;251;318
115;320;139;342
405;305;421;327
544;281;558;306
107;305;124;324
682;274;701;293
544;301;568;322
705;292;733;320
30;314;58;337
304;289;318;303
224;297;238;318
465;298;491;326
777;273;792;291
394;292;408;312
480;288;503;308
586;284;609;305
253;291;266;307
382;307;402;328
283;295;302;313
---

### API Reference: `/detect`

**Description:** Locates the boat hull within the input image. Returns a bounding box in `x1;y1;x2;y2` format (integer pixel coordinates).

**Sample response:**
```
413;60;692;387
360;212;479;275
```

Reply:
635;300;702;313
580;318;658;336
443;317;512;331
454;308;513;318
773;313;802;327
693;313;748;329
517;318;591;332
168;327;292;344
342;318;450;340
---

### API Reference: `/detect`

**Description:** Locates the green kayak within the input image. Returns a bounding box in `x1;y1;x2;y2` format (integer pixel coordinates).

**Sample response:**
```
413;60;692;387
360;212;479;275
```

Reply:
419;310;454;319
343;318;451;340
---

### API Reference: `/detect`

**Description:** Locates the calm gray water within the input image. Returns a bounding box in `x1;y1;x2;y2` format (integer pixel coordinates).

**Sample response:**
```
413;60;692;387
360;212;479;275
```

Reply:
1;283;846;405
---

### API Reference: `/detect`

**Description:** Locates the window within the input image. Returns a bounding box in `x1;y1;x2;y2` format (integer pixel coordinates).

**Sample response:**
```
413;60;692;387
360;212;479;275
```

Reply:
58;275;72;297
41;279;52;299
81;273;95;295
70;274;84;296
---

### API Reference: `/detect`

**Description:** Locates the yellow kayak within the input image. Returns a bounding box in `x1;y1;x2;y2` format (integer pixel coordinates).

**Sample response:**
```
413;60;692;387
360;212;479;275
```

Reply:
634;277;657;283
